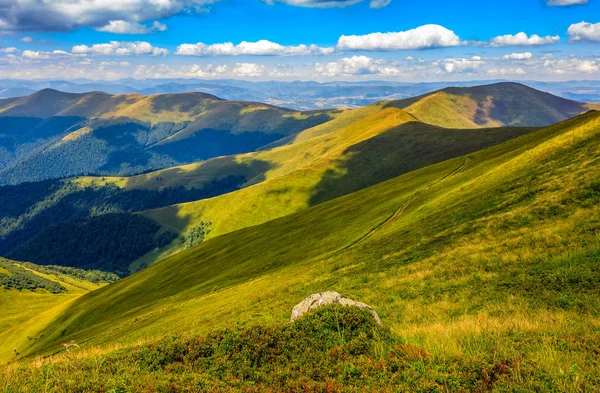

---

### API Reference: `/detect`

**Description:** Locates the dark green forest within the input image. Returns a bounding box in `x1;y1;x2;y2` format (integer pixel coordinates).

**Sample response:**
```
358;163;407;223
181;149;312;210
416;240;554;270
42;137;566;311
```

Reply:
0;175;244;255
9;214;177;275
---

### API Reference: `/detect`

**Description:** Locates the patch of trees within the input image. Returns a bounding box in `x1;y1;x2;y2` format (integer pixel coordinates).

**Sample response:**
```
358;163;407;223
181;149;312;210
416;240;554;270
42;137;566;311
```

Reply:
19;263;120;284
9;213;177;276
0;175;245;255
183;221;213;249
0;259;66;293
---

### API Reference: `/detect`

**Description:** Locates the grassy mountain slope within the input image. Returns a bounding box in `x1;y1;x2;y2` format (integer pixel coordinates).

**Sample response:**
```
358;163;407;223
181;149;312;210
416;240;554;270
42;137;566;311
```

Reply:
140;104;534;253
387;82;593;128
3;110;600;390
0;89;334;184
0;258;116;345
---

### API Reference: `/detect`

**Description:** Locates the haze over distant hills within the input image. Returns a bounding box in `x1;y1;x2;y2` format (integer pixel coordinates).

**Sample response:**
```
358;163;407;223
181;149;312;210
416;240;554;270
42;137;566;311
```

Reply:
1;78;600;110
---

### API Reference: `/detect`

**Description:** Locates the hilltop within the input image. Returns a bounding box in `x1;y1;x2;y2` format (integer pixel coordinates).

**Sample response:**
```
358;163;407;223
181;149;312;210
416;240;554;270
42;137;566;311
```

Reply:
386;82;595;128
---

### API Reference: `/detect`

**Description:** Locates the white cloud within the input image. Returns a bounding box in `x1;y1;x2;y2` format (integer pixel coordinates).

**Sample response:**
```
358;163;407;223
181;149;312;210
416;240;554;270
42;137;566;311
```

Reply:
547;0;587;5
21;50;47;59
0;0;216;32
487;68;526;76
315;55;402;76
264;0;391;9
132;62;267;79
337;24;461;50
567;21;600;42
269;64;298;77
577;60;599;73
0;47;18;53
71;41;168;56
21;49;70;59
439;57;485;73
96;20;168;34
176;40;334;56
489;32;560;47
20;36;32;43
502;52;533;60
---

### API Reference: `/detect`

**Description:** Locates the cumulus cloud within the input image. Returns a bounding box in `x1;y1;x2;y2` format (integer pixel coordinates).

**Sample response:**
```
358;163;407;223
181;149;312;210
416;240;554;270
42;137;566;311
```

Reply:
21;49;70;59
0;47;18;53
438;57;485;73
567;21;600;42
96;20;168;34
546;0;587;5
315;55;402;76
489;32;560;47
264;0;391;9
502;52;533;60
0;0;216;32
71;41;168;56
176;40;334;56
337;24;461;50
19;36;32;43
577;60;599;73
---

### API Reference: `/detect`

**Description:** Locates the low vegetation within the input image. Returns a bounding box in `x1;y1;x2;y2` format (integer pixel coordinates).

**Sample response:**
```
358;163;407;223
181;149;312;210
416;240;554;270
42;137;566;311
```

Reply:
0;258;65;293
1;305;543;393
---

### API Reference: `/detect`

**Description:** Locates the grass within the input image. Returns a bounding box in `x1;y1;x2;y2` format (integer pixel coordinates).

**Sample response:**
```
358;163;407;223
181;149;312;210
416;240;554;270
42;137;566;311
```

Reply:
1;306;545;392
1;110;599;390
0;259;108;361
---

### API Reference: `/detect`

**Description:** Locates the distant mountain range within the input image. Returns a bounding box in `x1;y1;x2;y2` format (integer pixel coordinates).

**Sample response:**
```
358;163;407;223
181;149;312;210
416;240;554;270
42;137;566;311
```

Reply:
1;78;600;111
0;89;333;184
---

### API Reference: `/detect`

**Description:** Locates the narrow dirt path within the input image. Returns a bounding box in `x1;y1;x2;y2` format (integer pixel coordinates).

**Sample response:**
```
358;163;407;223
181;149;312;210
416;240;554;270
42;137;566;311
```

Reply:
340;156;470;252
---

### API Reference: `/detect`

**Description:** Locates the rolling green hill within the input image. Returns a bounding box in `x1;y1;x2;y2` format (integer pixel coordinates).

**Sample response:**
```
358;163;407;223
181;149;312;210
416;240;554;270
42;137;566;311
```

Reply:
0;89;335;185
2;109;599;390
387;82;595;128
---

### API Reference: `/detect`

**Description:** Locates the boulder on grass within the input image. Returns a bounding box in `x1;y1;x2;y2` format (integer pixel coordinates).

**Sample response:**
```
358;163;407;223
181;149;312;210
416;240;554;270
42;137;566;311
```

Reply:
290;291;381;324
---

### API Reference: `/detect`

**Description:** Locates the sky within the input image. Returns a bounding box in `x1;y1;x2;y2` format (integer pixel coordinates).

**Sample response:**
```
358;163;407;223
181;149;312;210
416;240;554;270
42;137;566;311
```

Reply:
0;0;598;81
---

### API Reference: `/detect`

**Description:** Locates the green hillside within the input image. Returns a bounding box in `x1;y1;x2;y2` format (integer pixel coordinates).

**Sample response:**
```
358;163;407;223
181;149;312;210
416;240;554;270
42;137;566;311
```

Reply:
0;89;335;184
387;82;594;128
139;105;535;262
0;258;116;344
2;109;599;390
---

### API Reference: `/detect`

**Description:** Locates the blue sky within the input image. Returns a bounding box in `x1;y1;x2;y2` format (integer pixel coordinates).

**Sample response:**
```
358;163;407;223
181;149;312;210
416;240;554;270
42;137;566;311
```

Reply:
0;0;598;81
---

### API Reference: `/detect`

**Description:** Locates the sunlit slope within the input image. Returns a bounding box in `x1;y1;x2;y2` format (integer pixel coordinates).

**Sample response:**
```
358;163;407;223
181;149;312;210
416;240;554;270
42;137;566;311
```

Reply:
11;110;600;385
0;259;110;361
141;106;534;241
388;82;592;128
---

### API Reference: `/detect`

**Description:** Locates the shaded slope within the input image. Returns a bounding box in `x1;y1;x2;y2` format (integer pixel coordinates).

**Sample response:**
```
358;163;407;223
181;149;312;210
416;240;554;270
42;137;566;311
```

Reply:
9;109;600;384
387;82;592;128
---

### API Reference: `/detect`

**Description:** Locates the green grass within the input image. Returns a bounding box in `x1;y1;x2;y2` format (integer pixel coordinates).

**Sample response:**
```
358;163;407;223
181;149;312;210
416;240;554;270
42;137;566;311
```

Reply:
0;259;108;359
2;110;600;390
1;306;547;392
